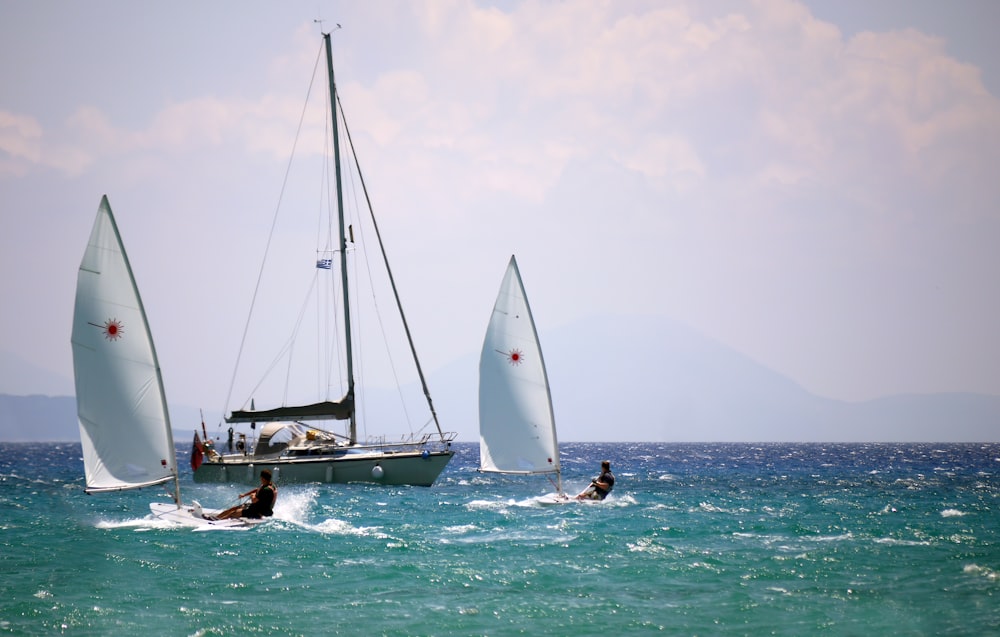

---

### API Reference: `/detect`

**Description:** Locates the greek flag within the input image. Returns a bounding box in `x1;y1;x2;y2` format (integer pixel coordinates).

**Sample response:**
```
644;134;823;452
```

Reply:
316;258;332;270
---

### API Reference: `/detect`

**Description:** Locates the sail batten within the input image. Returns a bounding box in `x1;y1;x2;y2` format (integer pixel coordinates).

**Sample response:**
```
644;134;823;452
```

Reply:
478;256;562;489
71;196;176;494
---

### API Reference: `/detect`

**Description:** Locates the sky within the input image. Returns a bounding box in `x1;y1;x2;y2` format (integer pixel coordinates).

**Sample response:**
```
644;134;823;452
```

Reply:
1;1;999;440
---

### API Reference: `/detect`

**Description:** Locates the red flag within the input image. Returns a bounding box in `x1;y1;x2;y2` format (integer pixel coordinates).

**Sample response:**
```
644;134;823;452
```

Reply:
191;431;204;471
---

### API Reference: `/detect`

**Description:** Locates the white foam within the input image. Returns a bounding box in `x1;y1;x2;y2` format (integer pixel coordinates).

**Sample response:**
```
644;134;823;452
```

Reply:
442;524;478;534
466;498;515;511
269;487;318;524
964;564;998;580
873;537;931;547
310;517;390;538
95;517;177;531
693;502;731;514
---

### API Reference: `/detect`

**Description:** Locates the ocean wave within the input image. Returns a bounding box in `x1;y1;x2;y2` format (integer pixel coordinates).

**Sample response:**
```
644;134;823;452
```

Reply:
963;564;999;581
603;494;637;506
466;498;515;511
812;533;855;543
310;517;390;538
442;524;479;534
873;537;932;547
270;487;318;523
692;502;733;514
95;517;179;531
2;441;999;634
448;527;577;546
627;537;669;555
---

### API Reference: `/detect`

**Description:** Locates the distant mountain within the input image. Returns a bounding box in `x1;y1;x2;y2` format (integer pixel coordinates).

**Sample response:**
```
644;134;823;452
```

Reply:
422;314;1000;443
0;350;74;397
3;315;998;442
0;395;208;443
0;394;78;442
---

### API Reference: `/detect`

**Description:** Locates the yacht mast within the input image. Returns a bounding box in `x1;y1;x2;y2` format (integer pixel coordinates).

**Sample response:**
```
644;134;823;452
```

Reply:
324;32;356;444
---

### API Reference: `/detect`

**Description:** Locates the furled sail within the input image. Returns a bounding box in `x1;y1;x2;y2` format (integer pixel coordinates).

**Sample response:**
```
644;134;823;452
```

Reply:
227;398;354;423
71;196;176;493
478;255;561;477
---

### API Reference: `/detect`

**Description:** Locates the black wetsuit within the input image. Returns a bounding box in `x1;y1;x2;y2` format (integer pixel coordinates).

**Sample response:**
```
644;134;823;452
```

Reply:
593;470;615;499
242;484;275;518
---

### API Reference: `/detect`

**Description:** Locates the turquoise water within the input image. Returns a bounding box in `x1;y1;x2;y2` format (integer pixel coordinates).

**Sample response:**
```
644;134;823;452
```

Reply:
1;442;998;636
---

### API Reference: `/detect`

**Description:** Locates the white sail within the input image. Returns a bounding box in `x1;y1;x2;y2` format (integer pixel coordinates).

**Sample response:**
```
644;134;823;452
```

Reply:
478;256;561;482
71;196;177;493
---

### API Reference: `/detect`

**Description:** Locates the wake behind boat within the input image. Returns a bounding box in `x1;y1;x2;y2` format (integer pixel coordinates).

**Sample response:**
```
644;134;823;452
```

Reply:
71;196;260;530
193;31;454;486
478;256;569;504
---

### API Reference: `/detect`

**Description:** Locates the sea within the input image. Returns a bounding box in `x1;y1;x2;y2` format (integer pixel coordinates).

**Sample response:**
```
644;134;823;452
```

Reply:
1;441;998;636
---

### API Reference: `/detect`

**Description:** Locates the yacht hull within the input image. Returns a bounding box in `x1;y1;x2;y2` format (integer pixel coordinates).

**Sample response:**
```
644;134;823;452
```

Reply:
194;449;454;486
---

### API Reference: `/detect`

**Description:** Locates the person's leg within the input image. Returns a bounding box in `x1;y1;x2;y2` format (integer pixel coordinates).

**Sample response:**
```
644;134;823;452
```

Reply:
215;504;244;520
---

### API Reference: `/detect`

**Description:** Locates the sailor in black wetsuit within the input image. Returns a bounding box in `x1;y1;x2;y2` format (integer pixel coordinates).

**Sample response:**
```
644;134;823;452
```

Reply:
576;460;615;500
217;469;276;519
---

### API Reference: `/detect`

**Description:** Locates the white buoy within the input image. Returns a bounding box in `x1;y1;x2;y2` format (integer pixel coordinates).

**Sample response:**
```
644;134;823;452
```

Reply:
371;464;384;480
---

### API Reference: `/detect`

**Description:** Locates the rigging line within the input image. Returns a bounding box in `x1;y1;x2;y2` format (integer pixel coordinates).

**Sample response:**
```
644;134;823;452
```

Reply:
335;112;377;440
346;186;370;440
321;255;342;401
335;91;446;439
316;87;340;403
326;90;347;402
221;40;325;422
237;271;319;411
341;131;416;434
282;269;322;405
546;473;564;496
317;252;334;402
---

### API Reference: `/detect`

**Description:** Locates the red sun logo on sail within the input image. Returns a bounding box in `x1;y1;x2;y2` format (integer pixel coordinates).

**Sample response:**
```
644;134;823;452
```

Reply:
506;348;524;366
101;319;124;341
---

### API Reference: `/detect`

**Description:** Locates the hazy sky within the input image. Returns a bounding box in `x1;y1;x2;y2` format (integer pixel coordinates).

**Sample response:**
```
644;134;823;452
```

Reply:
2;1;998;435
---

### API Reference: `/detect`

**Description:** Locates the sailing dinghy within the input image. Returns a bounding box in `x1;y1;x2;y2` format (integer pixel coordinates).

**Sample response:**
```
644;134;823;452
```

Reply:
479;256;569;505
72;196;262;530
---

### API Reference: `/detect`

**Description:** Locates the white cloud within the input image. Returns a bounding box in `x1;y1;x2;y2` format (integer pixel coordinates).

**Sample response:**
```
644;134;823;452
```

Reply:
0;110;92;176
